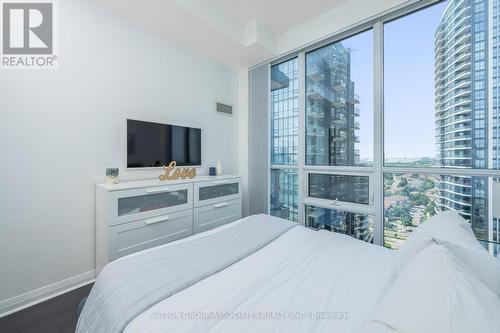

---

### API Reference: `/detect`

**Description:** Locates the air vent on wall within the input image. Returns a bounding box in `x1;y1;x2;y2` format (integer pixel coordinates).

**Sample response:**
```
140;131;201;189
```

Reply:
216;102;233;115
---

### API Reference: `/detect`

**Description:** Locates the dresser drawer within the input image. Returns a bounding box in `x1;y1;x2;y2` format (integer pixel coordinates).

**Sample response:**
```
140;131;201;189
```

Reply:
194;178;241;207
109;183;193;226
109;209;193;260
193;199;241;234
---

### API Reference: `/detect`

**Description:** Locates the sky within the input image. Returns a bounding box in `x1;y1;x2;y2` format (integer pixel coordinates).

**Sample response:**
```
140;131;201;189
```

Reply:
344;0;449;160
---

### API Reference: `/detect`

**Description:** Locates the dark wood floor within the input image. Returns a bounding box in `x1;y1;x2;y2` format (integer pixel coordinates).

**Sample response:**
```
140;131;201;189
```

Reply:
0;284;93;333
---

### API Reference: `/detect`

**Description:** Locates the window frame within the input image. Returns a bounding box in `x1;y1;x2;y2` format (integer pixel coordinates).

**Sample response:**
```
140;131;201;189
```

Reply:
303;169;375;215
265;0;500;248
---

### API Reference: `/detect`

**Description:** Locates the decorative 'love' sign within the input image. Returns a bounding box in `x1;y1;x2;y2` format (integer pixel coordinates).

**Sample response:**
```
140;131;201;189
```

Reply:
159;161;197;181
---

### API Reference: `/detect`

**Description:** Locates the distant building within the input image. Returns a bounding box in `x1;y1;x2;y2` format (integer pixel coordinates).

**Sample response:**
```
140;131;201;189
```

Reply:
434;0;500;248
305;43;360;166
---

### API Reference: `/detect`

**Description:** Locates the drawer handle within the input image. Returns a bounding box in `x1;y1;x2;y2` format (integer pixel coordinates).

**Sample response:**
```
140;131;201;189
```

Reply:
146;187;170;193
213;180;229;185
213;202;228;208
146;215;170;225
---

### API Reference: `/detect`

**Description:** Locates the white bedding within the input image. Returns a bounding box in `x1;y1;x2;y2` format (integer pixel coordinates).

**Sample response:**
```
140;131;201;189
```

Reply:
77;214;295;333
124;223;397;333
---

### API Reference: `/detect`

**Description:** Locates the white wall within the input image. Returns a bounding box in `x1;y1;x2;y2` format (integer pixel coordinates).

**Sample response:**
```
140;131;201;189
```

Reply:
0;0;238;314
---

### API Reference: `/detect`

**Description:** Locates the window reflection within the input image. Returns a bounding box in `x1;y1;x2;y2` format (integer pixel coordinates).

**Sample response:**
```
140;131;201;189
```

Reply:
306;206;374;243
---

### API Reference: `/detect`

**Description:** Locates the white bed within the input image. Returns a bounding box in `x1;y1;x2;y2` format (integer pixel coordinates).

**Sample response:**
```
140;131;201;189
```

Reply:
77;213;500;333
125;223;396;333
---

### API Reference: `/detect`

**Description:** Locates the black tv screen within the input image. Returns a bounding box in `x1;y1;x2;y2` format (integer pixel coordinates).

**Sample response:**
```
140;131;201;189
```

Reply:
127;119;201;168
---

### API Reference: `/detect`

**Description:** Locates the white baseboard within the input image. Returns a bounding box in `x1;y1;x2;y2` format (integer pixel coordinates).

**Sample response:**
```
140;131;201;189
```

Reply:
0;270;96;318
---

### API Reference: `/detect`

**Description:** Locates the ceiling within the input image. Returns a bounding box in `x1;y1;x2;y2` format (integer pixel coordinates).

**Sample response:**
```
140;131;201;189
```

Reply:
95;0;350;69
206;0;348;35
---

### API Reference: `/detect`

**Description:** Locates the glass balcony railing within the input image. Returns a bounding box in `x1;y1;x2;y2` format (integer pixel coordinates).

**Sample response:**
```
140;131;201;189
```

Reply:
346;94;360;104
307;106;326;119
307;67;326;82
435;131;472;143
306;85;331;101
332;80;346;92
332;97;346;107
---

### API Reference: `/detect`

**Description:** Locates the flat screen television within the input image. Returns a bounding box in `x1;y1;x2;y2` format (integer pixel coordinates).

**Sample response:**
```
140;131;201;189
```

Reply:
127;119;201;168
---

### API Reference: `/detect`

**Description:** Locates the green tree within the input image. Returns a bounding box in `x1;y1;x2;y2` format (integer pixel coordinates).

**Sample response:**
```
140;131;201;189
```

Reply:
401;213;413;226
409;193;429;206
425;201;436;216
423;179;435;190
399;189;409;196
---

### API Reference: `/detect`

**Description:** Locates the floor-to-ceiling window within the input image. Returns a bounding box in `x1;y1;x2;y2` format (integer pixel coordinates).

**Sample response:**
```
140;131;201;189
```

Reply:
270;58;299;222
267;0;500;257
383;0;499;253
303;30;375;242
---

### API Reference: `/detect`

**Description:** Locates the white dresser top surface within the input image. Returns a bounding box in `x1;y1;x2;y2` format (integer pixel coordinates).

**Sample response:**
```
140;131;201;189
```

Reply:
97;175;240;191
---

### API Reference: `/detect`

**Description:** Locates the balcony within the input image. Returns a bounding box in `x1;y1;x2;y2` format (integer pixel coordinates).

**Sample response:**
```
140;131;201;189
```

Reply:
307;85;330;102
307;69;325;82
332;80;346;92
333;117;348;126
435;88;471;107
435;107;470;121
436;202;472;216
437;186;470;197
436;194;471;206
332;133;359;143
306;127;326;137
347;94;360;104
332;97;346;108
436;132;472;143
438;125;471;137
441;143;471;150
307;110;326;120
435;118;469;130
271;67;290;91
437;179;472;189
439;149;471;158
332;135;345;141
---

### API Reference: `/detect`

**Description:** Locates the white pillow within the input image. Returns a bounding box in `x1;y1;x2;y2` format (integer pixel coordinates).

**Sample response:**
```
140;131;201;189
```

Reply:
359;244;500;333
398;211;479;262
439;239;500;298
395;210;500;297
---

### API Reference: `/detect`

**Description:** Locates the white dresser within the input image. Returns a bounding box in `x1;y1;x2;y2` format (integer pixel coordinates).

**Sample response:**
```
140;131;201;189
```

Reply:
96;175;241;274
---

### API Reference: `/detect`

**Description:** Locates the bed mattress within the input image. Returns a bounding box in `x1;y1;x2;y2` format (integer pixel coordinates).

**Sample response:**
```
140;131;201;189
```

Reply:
122;218;396;333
